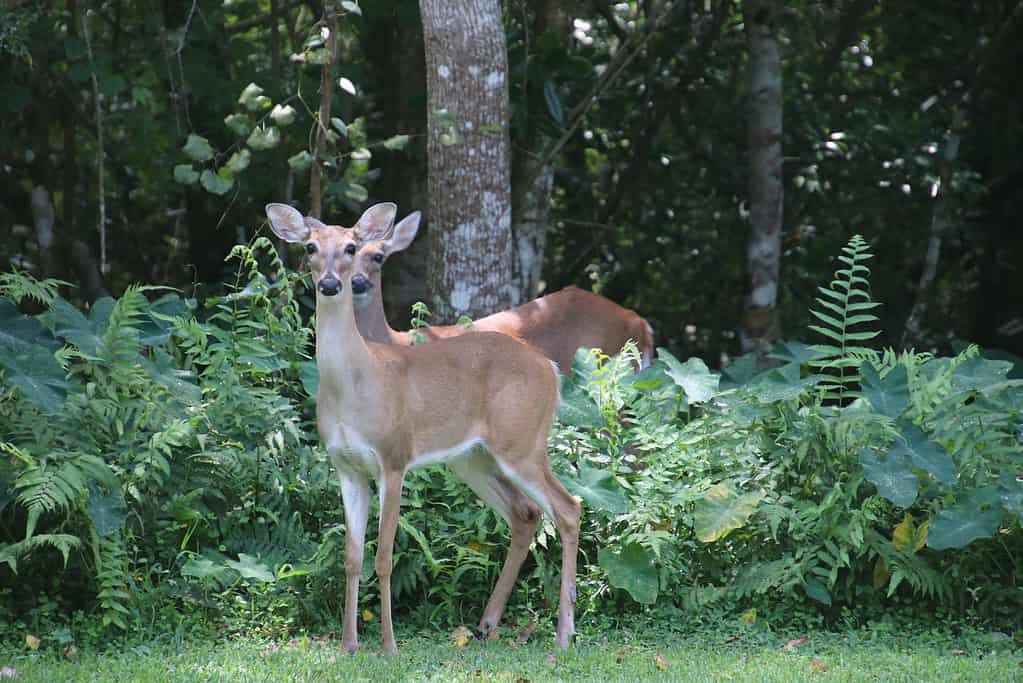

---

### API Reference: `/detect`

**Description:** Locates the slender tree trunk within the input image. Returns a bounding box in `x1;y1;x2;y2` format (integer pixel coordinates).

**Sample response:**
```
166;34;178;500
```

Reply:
419;0;514;321
741;0;784;358
309;4;338;219
365;0;429;327
509;0;569;301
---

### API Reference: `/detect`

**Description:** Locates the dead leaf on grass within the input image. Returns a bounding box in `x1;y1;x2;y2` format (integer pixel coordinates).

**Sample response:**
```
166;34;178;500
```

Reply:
24;636;39;652
811;658;828;673
451;626;474;648
653;654;670;671
783;637;808;650
544;652;558;664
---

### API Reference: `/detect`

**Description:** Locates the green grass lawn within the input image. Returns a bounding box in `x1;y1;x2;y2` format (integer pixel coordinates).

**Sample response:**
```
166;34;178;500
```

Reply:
3;626;1020;683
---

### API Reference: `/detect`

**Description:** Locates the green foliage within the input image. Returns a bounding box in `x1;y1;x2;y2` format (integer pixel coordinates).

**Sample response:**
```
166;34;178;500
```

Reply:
808;234;882;402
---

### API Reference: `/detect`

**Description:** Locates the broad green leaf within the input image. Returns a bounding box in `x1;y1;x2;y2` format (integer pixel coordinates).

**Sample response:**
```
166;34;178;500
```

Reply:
557;373;602;429
173;164;200;185
382;134;410;151
861;362;910;418
693;482;764;542
340;1;361;15
891;422;955;484
225;553;276;583
753;362;820;402
182;134;214;162
951;356;1012;394
87;484;127;536
560;461;629;514
859;448;918;508
200;169;234;195
224;113;252;137
802;578;832;605
767;340;826;364
720;353;760;388
621;362;671;392
927;505;1001;550
142;348;200;404
299;360;319;398
288;150;314;172
238;82;271;111
43;297;113;357
597;543;658;604
225;149;251;174
246;125;281;151
0;341;68;414
658;350;718;403
181;557;229;581
136;293;189;346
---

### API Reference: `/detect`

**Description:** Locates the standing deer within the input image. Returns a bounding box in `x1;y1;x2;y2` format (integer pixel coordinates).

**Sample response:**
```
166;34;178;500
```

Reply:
346;203;654;374
265;203;580;655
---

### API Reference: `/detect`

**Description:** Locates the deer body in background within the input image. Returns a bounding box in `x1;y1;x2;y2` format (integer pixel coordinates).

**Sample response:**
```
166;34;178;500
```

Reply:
349;205;655;374
266;203;580;656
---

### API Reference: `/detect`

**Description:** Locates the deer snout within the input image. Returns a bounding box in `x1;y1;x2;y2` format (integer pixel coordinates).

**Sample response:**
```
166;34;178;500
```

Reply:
318;275;341;296
351;274;373;295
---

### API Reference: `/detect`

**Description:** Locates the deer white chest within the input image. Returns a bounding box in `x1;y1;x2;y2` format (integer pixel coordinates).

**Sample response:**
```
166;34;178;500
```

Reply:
324;424;381;479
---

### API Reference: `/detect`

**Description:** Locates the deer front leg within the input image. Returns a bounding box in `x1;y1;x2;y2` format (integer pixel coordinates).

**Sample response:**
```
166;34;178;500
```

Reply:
340;471;370;654
375;468;405;656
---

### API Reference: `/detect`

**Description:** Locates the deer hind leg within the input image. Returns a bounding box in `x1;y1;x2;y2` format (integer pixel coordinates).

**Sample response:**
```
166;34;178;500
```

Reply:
494;455;581;649
449;452;542;637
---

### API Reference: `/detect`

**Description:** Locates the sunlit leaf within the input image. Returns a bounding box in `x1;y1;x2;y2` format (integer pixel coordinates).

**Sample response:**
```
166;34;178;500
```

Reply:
270;104;296;127
658;349;719;403
238;82;271;111
859;447;918;508
224;553;276;583
288;150;314;172
247;125;281;151
173;164;200;185
693;482;764;542
200;169;234;195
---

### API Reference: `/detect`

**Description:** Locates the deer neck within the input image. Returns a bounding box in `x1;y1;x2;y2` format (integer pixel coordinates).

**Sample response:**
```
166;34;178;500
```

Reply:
352;283;395;344
316;287;374;401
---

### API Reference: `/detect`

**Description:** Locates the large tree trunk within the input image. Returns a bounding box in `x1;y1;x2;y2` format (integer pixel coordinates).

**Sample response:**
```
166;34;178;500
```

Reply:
741;0;784;358
419;0;515;322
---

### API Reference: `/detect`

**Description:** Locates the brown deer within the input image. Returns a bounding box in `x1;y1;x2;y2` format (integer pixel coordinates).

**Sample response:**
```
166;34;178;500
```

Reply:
347;203;654;374
265;203;580;655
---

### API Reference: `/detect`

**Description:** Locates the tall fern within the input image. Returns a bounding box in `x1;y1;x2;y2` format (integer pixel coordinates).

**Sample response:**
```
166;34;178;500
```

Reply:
808;235;882;402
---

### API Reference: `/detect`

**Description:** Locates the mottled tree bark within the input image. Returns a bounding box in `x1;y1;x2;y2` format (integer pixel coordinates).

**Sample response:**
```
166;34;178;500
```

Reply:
741;0;784;358
419;0;514;322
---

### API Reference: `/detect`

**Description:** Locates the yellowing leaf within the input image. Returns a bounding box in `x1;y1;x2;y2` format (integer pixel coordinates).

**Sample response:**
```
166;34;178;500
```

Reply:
740;608;757;625
653;654;670;670
26;634;40;650
892;513;914;551
362;610;374;622
914;519;930;552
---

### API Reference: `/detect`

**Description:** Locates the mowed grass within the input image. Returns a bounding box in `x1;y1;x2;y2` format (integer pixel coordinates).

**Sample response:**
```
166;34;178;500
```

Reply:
3;626;1020;683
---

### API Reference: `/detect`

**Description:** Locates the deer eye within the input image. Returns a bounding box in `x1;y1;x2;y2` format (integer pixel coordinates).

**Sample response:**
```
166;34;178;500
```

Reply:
344;243;357;255
305;243;317;254
372;253;384;264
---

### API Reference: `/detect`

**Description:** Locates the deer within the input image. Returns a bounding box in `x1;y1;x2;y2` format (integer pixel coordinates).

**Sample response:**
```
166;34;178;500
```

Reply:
345;203;655;375
265;203;581;656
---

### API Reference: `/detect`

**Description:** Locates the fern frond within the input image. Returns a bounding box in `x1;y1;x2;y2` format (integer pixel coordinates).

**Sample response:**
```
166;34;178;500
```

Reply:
0;533;82;573
0;269;70;306
809;235;881;403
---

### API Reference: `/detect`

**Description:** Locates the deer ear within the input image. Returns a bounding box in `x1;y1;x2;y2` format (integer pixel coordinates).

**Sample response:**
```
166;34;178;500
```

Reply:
385;211;421;253
303;216;328;231
265;203;310;242
355;202;397;240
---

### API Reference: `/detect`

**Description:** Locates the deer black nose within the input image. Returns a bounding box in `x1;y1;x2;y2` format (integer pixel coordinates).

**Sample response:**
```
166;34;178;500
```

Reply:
351;274;372;295
318;276;341;296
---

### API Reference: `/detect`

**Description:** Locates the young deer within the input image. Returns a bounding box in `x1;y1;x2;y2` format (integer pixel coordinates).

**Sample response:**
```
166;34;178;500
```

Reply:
347;204;655;374
265;203;580;655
